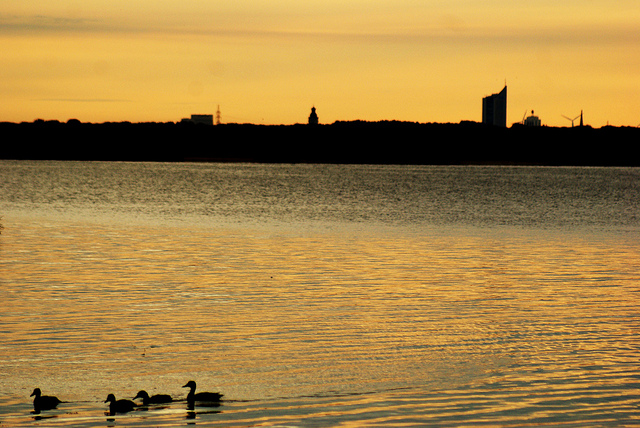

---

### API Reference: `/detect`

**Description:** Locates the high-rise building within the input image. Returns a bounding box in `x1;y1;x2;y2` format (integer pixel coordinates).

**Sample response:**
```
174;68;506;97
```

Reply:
482;86;507;127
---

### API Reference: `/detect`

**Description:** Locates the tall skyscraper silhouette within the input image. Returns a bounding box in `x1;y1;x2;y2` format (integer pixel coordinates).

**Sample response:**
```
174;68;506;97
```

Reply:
482;85;507;127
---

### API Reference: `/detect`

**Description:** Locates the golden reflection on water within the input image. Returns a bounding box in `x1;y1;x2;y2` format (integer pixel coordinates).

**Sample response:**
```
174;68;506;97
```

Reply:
1;216;639;425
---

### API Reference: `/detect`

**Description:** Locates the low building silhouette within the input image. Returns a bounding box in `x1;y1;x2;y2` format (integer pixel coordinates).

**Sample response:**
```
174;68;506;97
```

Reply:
482;85;507;127
181;114;214;125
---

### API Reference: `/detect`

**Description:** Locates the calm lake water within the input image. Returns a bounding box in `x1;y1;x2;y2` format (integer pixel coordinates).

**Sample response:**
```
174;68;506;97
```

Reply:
1;161;639;427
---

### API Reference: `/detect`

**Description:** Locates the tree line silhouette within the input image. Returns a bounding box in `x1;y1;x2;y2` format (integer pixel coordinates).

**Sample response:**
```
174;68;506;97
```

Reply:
1;120;638;166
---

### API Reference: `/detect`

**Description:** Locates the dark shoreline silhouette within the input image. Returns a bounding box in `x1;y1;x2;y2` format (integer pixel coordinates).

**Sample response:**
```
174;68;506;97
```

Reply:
1;120;638;166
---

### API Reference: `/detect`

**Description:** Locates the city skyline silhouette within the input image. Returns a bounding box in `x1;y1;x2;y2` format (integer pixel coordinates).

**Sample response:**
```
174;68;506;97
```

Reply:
1;1;638;127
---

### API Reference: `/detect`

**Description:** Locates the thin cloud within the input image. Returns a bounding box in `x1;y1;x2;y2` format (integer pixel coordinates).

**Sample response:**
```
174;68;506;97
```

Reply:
0;14;99;33
1;12;635;48
36;98;133;103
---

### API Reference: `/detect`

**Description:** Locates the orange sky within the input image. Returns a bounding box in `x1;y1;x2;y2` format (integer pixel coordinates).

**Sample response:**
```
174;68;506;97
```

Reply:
1;1;638;126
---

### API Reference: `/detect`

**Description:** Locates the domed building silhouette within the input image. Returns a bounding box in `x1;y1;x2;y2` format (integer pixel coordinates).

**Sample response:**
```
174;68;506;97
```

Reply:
308;106;319;125
524;110;541;126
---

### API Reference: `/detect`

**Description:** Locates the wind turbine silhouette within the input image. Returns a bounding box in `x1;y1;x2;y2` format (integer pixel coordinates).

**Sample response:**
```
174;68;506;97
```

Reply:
562;110;583;127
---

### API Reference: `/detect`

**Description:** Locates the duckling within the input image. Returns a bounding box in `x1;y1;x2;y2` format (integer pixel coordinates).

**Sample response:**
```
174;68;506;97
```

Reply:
133;390;172;405
182;380;223;403
30;388;61;411
104;393;136;414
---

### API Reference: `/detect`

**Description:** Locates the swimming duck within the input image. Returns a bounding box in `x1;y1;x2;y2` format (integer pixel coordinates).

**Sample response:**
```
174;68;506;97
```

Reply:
104;393;136;413
182;380;223;403
30;388;61;411
133;390;173;405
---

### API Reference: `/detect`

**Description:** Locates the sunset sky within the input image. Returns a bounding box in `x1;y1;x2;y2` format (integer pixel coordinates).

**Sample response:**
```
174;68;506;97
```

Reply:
1;1;638;127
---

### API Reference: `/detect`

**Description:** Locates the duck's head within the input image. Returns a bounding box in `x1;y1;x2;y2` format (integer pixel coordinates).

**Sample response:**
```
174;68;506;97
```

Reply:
133;390;149;400
105;394;116;403
182;380;196;389
30;388;42;398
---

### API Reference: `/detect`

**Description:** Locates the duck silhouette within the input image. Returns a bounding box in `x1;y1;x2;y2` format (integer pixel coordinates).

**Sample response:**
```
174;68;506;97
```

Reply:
182;380;223;403
30;388;61;411
133;390;172;405
104;393;136;414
